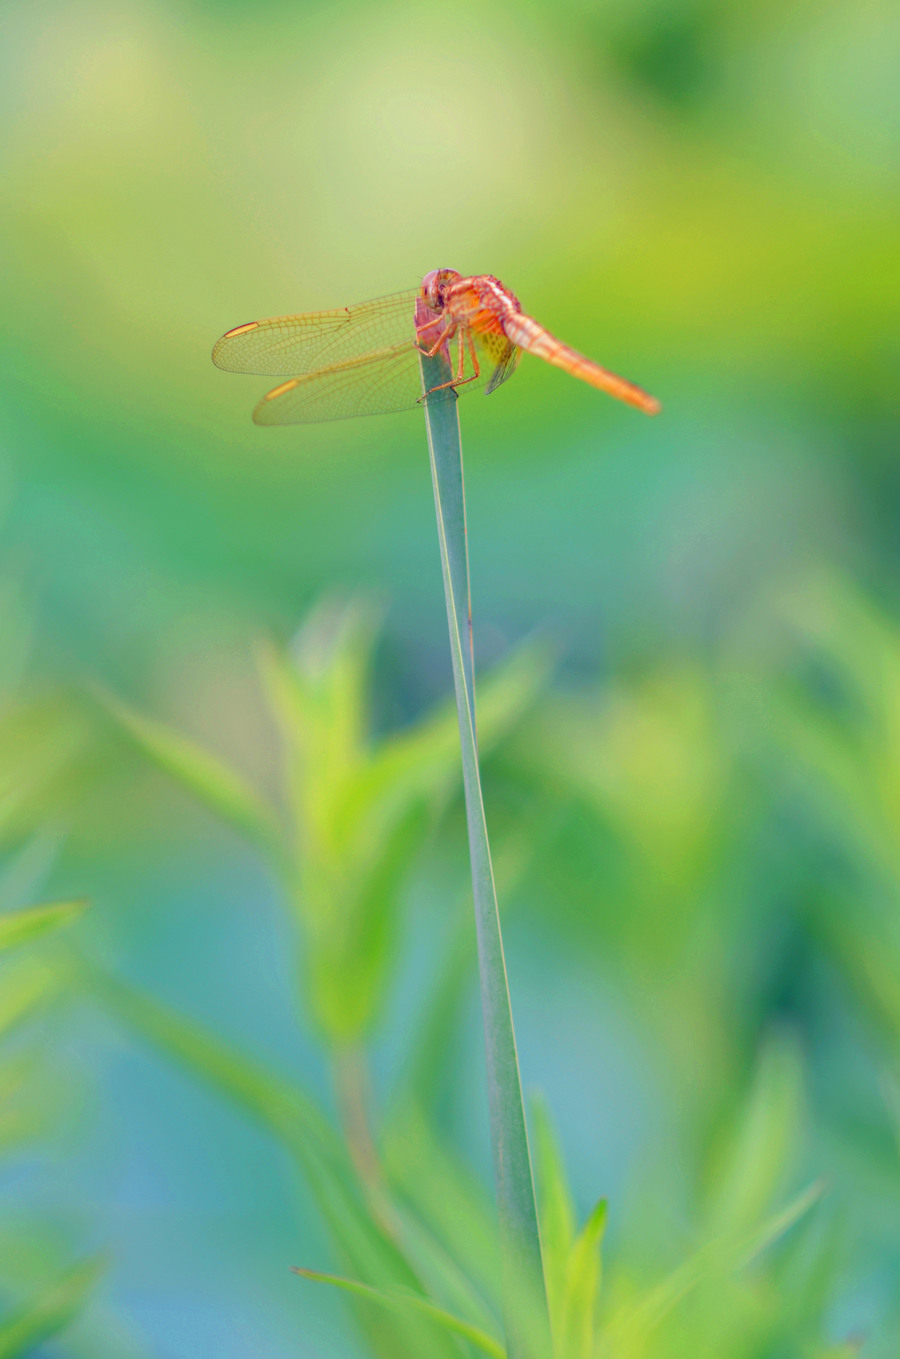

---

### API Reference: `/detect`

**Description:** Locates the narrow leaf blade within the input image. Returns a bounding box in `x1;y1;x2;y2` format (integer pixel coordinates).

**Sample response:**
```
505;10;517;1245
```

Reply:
420;335;550;1359
99;691;283;856
293;1268;506;1359
558;1199;607;1359
532;1094;576;1330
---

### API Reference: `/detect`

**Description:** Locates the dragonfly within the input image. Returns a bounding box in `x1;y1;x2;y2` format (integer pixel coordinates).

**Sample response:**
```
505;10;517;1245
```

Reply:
212;268;660;425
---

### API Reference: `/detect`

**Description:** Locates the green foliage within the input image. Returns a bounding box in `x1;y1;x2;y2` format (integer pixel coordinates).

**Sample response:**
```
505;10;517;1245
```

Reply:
0;615;97;1352
0;900;88;955
0;1259;104;1359
291;1267;506;1359
0;891;94;1355
285;1058;826;1359
100;690;284;856
93;579;565;1359
532;1096;576;1328
701;1033;805;1240
94;577;872;1356
764;570;900;885
97;969;491;1359
756;573;900;1069
597;1032;829;1359
380;1098;503;1324
3;0;900;1347
531;1067;831;1359
555;1197;607;1359
599;1183;824;1358
101;599;549;1048
85;559;900;1356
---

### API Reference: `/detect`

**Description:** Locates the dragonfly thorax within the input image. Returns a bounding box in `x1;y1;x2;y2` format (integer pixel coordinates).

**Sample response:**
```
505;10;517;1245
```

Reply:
473;275;521;316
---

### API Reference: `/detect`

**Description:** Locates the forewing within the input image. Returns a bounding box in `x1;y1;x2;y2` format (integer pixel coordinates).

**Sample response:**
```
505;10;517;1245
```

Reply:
213;289;420;377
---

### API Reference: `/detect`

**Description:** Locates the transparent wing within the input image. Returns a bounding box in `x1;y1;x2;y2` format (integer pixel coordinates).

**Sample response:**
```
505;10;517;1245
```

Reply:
253;347;423;424
244;312;521;427
476;330;521;394
213;289;421;377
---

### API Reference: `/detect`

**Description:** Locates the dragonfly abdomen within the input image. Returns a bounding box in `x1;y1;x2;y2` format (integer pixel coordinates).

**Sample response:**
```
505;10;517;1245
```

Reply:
503;314;660;414
502;313;561;357
502;314;598;380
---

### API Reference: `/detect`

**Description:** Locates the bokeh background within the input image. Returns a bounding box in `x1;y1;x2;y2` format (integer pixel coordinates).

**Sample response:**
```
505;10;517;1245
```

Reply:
1;0;900;1354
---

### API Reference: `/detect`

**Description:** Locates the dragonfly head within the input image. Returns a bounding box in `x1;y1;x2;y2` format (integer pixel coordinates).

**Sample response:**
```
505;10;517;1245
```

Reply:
420;268;461;314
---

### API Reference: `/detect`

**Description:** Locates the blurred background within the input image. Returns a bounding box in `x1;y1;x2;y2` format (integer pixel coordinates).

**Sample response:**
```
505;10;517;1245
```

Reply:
1;0;899;1354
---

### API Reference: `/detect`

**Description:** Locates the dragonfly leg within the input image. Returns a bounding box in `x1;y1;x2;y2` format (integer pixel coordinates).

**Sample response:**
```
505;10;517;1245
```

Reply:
420;328;483;399
415;322;456;359
467;330;481;379
453;328;479;386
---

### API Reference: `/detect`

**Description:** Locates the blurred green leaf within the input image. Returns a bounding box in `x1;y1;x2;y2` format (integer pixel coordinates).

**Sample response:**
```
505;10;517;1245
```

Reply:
532;1095;575;1331
383;1099;501;1321
397;806;564;1120
0;832;66;917
0;704;85;852
821;903;900;1050
0;1051;37;1153
304;798;431;1042
292;1267;506;1359
762;572;900;885
556;1198;607;1359
527;665;733;944
0;751;92;1354
0;899;87;953
259;597;382;829
100;606;549;1049
385;1196;501;1340
739;1198;848;1355
94;968;331;1148
733;1179;825;1269
349;637;554;826
398;920;472;1112
0;1257;103;1359
258;609;551;1043
603;1180;824;1352
703;1033;805;1239
98;690;284;857
94;971;461;1359
0;957;64;1041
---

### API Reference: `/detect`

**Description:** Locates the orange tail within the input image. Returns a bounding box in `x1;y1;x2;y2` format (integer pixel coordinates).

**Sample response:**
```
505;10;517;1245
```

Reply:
504;314;660;415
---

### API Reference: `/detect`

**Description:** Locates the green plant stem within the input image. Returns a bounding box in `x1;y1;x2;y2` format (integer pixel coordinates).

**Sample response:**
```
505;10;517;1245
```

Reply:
419;338;551;1359
334;1042;381;1186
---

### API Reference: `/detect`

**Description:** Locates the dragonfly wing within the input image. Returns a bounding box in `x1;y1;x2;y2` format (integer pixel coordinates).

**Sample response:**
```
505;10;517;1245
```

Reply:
213;289;421;376
474;329;521;395
253;345;459;424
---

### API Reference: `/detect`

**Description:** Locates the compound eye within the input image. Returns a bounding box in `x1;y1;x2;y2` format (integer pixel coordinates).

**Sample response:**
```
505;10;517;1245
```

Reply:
420;269;443;312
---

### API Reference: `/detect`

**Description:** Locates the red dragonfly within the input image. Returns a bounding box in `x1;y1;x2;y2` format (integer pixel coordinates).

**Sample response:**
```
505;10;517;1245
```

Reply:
213;268;660;424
